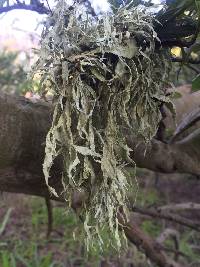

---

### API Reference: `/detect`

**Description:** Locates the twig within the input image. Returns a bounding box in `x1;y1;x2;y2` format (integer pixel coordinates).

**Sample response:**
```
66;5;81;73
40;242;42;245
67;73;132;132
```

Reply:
171;57;200;65
156;104;167;142
45;197;53;238
158;203;200;212
118;212;184;267
161;247;190;260
175;128;200;146
45;0;52;15
156;228;180;261
187;64;200;74
170;108;200;144
132;206;200;232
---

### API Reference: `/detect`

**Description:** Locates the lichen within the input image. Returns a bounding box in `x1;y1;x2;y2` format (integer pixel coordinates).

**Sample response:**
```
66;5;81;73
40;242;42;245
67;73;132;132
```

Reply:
32;0;172;250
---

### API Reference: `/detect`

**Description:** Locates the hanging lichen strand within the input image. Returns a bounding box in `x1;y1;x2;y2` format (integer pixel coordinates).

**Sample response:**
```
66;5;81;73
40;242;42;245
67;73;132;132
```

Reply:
33;0;172;250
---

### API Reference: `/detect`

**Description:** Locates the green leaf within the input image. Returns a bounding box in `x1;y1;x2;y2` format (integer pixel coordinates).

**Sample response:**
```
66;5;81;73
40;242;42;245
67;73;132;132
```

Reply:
192;74;200;92
0;208;12;236
1;252;10;267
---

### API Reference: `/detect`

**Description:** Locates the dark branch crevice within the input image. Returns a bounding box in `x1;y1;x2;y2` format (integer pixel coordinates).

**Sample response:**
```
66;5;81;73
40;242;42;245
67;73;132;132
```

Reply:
155;19;198;48
171;56;200;64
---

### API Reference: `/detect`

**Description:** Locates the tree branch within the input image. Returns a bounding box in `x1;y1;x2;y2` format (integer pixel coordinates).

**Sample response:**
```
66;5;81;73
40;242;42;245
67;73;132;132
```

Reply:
0;3;49;14
171;57;200;64
132;206;200;232
159;202;200;212
1;92;200;196
118;213;185;267
170;107;200;143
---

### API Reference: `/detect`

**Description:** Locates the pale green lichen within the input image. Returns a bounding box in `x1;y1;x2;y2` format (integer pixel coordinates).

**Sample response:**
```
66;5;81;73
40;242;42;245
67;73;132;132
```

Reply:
32;0;172;250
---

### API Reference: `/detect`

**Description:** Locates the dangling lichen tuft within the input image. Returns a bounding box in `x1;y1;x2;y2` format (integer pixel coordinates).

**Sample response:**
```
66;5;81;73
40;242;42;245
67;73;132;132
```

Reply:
32;0;172;251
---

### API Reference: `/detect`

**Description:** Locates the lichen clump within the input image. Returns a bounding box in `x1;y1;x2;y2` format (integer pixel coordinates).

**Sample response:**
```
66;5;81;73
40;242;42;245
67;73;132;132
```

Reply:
33;0;171;250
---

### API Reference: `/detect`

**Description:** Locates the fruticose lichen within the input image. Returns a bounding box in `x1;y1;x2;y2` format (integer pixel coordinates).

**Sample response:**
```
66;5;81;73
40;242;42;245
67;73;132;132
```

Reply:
32;0;172;250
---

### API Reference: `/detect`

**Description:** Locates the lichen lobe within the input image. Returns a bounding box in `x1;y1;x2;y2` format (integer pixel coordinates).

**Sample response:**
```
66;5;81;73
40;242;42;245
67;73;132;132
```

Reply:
33;0;172;250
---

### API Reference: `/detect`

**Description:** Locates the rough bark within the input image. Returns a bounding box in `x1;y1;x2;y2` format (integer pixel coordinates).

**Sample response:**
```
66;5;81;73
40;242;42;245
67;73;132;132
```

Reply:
0;92;200;199
0;93;62;198
118;214;184;267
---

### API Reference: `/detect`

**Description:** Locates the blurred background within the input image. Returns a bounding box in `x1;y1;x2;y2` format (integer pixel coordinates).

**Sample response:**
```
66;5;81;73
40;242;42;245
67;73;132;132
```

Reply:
0;1;200;266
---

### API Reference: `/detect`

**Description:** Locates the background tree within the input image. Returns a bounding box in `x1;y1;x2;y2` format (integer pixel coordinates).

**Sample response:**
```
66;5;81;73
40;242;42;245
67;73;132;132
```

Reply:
0;49;31;93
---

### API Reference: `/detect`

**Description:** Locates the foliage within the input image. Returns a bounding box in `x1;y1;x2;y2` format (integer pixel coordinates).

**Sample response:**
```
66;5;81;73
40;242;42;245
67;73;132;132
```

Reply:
192;74;200;91
0;208;12;236
179;232;200;263
157;0;200;88
1;189;200;267
0;50;31;94
0;197;125;267
141;220;161;237
0;249;56;267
